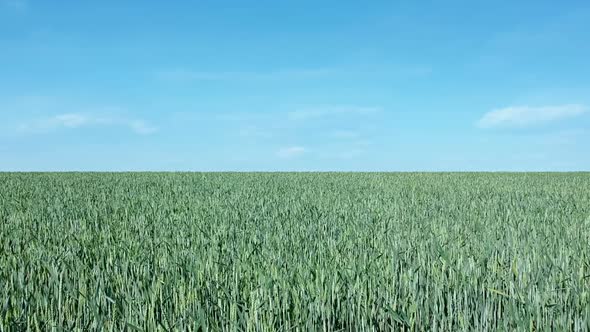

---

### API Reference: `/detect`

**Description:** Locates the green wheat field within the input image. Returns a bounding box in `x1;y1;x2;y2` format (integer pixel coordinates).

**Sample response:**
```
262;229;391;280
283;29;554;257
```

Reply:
1;172;589;331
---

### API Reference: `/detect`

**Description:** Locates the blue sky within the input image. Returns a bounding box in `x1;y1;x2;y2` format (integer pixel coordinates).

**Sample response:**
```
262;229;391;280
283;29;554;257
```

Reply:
1;0;589;171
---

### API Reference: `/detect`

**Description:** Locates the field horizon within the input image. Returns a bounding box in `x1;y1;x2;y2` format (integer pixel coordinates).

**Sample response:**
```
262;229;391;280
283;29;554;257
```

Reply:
2;172;589;330
2;171;590;174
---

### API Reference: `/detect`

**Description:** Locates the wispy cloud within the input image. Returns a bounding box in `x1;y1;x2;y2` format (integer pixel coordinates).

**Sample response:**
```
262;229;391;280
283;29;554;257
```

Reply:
156;68;334;82
128;120;158;135
288;106;381;121
53;113;94;128
276;146;306;159
477;104;587;128
18;113;158;135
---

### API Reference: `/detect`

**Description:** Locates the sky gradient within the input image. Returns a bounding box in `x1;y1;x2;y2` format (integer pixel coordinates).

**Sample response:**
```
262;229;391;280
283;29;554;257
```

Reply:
1;0;589;171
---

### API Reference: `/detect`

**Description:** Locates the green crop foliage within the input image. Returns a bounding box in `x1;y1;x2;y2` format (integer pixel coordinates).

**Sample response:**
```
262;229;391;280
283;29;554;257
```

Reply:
1;172;589;331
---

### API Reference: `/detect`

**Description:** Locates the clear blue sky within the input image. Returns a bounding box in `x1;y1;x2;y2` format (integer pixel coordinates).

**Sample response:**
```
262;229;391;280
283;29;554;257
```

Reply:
1;0;589;171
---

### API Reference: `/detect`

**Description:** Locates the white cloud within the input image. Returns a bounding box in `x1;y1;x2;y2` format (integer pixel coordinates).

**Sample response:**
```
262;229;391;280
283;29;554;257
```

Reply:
276;146;306;159
129;120;158;135
288;106;381;121
53;113;92;128
477;104;587;128
18;113;97;132
18;113;158;135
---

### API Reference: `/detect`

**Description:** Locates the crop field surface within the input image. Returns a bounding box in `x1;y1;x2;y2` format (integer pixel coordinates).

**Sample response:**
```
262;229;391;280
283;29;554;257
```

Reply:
1;172;589;331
